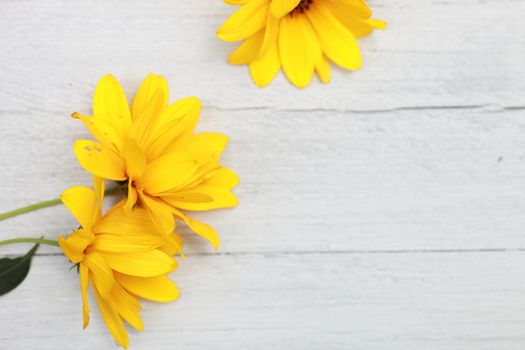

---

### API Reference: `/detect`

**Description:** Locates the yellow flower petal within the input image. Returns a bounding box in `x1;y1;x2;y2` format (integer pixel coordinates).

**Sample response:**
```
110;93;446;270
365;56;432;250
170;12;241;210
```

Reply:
93;287;129;349
370;19;387;30
258;11;280;57
93;204;159;236
315;54;331;83
67;231;94;254
330;0;372;19
228;30;265;65
93;176;105;219
325;0;386;38
171;132;229;167
130;89;168;150
279;13;320;88
74;140;127;181
60;186;97;230
93;74;131;141
146;97;201;159
92;233;165;253
307;2;362;70
138;193;176;236
175;154;236;192
158;233;184;256
270;0;300;18
162;185;238;212
71;112;122;152
123;139;146;180
115;273;180;303
59;236;84;264
217;0;269;42
202;167;240;190
250;38;281;87
102;250;176;277
138;152;197;195
122;139;145;213
59;230;94;264
110;282;143;332
139;195;184;257
131;73;168;122
79;263;90;329
172;209;221;250
84;252;114;299
123;181;137;215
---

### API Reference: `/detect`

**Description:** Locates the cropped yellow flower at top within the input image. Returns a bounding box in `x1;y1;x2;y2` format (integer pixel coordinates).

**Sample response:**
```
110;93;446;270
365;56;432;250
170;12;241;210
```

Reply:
72;73;239;251
217;0;386;88
58;178;179;348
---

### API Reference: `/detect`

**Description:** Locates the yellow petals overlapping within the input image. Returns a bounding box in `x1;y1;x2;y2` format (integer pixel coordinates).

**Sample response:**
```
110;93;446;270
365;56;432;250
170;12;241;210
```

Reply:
59;178;179;348
217;0;386;88
58;74;239;347
72;73;239;250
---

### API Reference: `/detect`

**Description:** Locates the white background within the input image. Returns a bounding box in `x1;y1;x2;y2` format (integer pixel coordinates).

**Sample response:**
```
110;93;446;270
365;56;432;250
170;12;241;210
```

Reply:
1;1;525;349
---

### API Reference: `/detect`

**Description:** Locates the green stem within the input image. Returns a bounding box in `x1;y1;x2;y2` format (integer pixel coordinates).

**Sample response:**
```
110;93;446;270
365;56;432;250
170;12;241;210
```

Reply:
0;187;120;222
0;198;62;222
0;237;59;247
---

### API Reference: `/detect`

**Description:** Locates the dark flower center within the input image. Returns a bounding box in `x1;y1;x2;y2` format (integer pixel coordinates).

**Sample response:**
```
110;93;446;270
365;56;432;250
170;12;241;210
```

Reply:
291;0;314;15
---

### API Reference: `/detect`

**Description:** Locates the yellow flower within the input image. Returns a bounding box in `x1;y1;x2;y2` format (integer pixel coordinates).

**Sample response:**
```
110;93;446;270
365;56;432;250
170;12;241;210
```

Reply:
59;178;180;348
217;0;386;88
72;73;239;251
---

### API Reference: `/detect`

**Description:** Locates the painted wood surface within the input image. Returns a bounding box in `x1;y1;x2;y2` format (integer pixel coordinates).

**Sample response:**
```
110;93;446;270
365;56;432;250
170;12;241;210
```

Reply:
0;0;524;349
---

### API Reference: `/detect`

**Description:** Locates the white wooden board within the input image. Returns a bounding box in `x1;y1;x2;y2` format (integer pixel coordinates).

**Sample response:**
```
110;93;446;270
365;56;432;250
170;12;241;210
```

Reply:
0;0;524;349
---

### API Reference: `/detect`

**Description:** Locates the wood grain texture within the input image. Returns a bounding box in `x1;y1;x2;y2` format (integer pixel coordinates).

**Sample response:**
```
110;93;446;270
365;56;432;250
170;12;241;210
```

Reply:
0;0;524;349
3;253;525;350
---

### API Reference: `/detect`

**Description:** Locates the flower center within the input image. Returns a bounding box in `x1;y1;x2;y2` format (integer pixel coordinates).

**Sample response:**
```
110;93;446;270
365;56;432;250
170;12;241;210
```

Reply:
291;0;314;15
117;179;130;194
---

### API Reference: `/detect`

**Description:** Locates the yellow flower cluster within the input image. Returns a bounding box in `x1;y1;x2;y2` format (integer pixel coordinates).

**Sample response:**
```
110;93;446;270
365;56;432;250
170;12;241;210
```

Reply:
2;1;386;346
217;0;386;88
59;74;239;348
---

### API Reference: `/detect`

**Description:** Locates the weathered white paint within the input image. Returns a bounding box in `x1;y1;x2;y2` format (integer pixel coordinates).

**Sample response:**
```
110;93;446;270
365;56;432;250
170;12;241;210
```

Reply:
0;0;524;349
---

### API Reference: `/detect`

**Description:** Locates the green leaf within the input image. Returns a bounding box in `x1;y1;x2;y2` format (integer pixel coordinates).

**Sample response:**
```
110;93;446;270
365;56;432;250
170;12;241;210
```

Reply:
0;244;39;296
